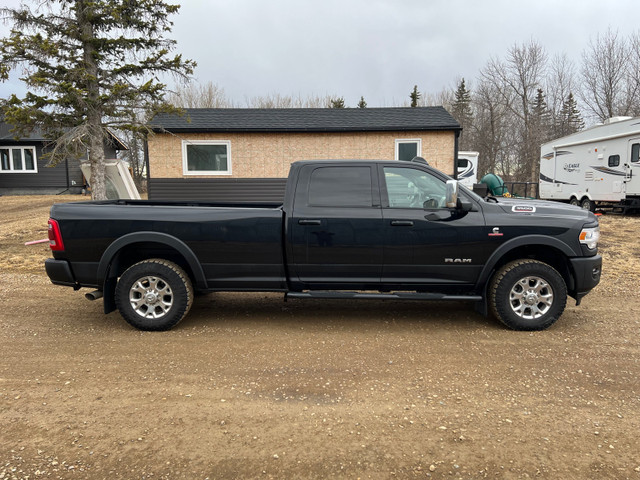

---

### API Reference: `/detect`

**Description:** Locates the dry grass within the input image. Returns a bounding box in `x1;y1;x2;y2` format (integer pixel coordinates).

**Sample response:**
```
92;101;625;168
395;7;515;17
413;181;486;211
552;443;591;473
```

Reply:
1;195;638;295
596;214;640;296
0;194;82;274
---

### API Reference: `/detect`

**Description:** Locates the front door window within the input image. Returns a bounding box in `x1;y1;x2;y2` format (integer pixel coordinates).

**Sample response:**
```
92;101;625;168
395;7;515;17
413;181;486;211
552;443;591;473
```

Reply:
384;166;447;209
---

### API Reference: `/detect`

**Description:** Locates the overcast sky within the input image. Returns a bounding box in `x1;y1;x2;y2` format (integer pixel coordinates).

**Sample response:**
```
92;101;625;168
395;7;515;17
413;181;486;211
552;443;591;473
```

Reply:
1;0;639;107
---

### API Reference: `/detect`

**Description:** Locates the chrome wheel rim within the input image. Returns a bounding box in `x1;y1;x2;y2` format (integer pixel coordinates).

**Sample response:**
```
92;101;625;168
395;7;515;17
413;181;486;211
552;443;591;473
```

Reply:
509;276;553;319
129;276;173;319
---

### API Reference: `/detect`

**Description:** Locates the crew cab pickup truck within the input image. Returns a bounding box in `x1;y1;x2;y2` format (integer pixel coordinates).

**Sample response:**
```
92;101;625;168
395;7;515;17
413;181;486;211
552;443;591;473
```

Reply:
45;160;602;331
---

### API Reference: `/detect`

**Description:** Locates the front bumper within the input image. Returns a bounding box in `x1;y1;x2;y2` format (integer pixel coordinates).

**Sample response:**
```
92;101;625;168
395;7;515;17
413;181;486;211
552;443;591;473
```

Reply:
45;259;79;289
569;254;602;303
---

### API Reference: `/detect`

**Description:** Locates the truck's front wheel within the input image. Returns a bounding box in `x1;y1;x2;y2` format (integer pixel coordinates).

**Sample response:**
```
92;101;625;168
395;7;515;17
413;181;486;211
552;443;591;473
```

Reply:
115;259;194;331
489;260;567;330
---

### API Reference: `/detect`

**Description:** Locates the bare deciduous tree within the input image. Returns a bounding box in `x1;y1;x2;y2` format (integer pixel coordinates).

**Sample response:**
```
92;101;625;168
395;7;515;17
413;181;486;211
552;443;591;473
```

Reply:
546;53;578;135
471;79;517;180
579;29;635;122
423;88;454;110
245;93;335;108
481;40;548;182
168;81;233;108
628;31;640;117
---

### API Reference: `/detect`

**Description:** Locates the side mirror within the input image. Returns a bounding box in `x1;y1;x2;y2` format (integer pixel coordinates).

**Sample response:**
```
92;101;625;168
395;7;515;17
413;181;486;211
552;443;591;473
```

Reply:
445;179;458;208
458;198;473;212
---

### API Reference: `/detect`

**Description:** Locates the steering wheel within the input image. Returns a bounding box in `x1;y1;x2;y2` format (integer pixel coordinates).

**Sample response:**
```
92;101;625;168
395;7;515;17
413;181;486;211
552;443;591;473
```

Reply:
423;198;439;209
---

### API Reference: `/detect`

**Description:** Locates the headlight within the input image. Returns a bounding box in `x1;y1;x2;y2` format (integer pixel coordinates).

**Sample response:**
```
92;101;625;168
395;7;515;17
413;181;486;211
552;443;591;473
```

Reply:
579;226;600;250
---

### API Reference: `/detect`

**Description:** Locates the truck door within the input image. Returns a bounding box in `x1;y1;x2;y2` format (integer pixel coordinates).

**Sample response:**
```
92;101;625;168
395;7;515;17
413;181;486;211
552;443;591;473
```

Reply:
380;165;486;286
288;164;383;286
626;139;640;195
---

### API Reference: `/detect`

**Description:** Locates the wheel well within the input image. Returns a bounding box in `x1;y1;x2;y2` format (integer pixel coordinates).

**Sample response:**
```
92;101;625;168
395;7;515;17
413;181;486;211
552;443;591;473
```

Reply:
107;241;197;286
101;241;201;315
491;245;574;291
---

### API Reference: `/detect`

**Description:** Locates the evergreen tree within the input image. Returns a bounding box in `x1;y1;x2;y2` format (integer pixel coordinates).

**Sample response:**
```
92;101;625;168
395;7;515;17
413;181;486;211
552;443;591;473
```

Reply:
357;96;367;108
558;92;585;136
409;85;421;107
531;88;551;142
0;0;195;200
529;88;552;182
330;97;346;108
451;78;474;149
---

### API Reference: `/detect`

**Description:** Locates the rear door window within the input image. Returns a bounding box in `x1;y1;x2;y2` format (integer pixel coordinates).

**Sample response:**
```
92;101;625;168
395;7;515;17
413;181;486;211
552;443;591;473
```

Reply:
308;166;373;207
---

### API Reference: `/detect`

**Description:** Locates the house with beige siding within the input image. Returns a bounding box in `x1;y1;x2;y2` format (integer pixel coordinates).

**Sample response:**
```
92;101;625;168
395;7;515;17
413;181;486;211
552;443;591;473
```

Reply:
147;107;461;201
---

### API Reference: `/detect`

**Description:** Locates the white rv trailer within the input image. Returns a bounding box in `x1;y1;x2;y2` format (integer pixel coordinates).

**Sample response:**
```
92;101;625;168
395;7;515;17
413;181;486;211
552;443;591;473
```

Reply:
456;151;479;188
539;116;640;211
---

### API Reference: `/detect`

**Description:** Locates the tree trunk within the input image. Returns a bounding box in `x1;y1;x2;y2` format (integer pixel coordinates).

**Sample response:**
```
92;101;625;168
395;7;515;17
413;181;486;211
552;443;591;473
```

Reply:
77;0;107;200
89;125;107;200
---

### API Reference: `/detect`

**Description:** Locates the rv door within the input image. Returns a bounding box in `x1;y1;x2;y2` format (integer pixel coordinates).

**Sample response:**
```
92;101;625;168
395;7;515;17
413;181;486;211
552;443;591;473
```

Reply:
626;139;640;195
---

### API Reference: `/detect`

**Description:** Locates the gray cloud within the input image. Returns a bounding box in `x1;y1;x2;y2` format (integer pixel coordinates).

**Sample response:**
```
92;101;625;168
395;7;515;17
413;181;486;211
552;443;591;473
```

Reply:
1;0;639;106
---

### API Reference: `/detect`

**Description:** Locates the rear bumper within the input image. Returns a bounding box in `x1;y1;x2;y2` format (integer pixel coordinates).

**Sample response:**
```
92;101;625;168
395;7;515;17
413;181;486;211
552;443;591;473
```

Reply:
569;255;602;302
45;259;79;289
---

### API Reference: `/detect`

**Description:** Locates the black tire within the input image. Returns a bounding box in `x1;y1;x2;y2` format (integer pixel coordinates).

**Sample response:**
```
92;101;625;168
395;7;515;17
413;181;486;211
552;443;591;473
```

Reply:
489;260;567;331
581;197;595;212
569;197;580;207
115;259;194;331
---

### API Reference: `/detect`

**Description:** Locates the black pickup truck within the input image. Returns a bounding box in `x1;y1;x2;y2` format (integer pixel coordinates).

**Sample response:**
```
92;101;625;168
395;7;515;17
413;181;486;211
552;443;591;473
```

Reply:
45;160;602;331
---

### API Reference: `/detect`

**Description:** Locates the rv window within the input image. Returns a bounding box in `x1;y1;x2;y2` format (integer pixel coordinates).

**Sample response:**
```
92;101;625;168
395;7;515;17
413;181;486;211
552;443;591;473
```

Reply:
632;144;640;163
608;155;620;167
457;159;469;168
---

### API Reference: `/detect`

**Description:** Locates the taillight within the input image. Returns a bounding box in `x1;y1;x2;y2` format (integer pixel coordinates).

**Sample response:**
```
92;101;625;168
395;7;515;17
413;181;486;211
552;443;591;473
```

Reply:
48;218;65;251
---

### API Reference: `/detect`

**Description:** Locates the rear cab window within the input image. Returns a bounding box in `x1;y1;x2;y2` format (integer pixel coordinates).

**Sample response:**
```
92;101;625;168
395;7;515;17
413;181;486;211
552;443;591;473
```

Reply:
308;166;375;207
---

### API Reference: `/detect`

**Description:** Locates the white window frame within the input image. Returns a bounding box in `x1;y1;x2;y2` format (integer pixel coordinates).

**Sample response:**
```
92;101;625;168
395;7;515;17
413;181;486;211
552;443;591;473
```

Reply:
395;139;422;161
0;146;38;173
181;140;232;176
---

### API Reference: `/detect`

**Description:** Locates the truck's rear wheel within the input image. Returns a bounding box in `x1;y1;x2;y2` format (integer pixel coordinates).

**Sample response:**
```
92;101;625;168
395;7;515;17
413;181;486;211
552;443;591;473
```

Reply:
569;197;580;207
489;260;567;331
115;259;194;331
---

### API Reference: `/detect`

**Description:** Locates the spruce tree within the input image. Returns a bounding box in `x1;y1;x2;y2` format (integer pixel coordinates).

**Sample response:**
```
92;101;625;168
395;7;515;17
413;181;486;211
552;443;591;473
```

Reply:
409;85;421;107
357;96;367;108
330;97;346;108
0;1;195;200
532;88;551;142
451;78;473;148
558;93;585;136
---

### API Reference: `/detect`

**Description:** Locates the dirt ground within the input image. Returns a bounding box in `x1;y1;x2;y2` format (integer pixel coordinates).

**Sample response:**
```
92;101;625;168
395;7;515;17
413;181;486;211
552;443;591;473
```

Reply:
1;195;639;479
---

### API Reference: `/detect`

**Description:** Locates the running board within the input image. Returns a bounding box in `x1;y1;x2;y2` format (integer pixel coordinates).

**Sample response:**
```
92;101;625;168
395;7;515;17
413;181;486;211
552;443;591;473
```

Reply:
285;291;483;301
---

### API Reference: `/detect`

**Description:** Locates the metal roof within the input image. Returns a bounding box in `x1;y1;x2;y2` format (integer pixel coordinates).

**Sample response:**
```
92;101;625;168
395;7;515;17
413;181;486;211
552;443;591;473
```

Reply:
150;107;461;133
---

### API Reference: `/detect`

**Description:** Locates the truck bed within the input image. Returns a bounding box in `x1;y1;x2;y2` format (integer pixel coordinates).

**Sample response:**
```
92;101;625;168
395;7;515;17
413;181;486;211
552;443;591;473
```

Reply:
50;201;287;290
